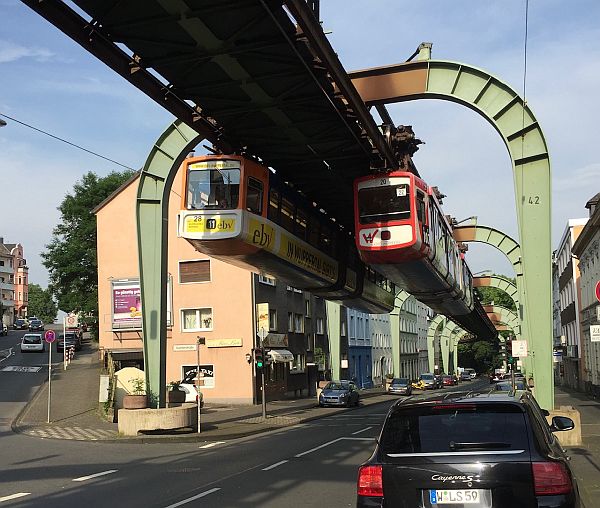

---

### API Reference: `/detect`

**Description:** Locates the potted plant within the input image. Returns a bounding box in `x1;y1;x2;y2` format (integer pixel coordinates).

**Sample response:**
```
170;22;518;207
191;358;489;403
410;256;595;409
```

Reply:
167;380;186;404
122;377;148;409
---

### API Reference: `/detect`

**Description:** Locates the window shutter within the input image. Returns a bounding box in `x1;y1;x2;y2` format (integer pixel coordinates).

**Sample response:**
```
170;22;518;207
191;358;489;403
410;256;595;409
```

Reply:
180;260;210;283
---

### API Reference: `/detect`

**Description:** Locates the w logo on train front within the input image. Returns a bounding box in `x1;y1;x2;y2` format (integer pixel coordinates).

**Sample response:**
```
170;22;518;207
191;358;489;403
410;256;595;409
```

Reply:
362;230;379;244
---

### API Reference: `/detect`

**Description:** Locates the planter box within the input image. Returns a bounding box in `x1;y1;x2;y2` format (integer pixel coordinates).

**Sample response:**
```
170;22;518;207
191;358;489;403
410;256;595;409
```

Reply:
122;394;148;409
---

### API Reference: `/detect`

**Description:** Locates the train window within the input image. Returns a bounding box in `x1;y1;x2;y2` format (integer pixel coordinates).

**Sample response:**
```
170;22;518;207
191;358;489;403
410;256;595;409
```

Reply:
280;197;295;232
187;160;240;210
268;188;280;222
295;209;308;240
416;192;426;224
358;183;410;224
246;177;263;215
319;225;332;255
307;216;320;247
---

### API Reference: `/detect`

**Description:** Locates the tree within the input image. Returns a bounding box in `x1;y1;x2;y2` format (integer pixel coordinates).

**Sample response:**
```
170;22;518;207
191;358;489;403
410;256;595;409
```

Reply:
42;171;135;331
27;284;57;324
475;274;517;311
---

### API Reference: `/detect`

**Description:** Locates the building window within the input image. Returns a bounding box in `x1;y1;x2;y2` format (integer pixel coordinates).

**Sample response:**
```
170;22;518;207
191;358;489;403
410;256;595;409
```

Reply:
294;313;304;333
316;317;324;335
258;274;276;286
181;308;213;331
179;260;211;284
291;353;305;371
288;312;294;332
269;309;277;331
341;320;347;336
305;299;311;317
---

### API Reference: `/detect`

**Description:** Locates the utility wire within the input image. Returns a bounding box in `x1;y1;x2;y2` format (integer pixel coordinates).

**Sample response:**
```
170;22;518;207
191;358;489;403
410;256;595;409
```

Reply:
0;112;136;171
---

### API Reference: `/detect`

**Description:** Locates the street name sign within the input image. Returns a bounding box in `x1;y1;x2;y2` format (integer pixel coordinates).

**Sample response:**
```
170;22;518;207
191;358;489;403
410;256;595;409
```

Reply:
591;325;600;343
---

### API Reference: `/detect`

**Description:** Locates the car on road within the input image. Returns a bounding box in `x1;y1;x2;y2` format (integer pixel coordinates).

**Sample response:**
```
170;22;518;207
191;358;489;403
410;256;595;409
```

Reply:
357;390;580;508
56;332;82;352
494;379;530;392
418;373;439;390
388;378;412;396
20;334;44;353
318;380;360;407
28;319;44;331
441;375;456;387
13;319;28;330
460;370;472;381
0;323;7;336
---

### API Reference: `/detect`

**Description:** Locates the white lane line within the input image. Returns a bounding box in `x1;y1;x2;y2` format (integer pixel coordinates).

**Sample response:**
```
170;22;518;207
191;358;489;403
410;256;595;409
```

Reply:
0;493;31;503
72;469;118;482
352;426;373;435
163;488;221;508
295;437;343;457
262;460;288;471
198;441;225;449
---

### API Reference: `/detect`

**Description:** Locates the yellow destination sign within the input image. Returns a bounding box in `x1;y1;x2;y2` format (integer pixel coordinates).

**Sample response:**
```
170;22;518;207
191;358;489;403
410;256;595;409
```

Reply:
184;215;236;233
279;232;337;283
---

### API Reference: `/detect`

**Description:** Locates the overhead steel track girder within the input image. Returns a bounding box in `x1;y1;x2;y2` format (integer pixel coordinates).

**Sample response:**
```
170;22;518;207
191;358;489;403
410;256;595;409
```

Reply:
484;305;521;337
349;59;553;409
426;315;445;373
24;0;395;230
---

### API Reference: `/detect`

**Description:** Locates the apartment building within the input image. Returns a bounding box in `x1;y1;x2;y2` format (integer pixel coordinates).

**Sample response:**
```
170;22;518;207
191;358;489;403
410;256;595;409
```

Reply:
347;308;372;388
555;218;588;389
95;169;329;405
572;193;600;397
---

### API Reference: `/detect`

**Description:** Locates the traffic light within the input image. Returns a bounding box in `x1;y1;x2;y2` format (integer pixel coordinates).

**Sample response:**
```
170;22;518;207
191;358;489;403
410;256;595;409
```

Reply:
254;348;264;368
507;340;514;364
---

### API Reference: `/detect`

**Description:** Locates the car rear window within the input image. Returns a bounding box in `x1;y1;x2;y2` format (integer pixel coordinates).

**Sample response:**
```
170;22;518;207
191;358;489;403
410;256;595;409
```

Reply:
379;403;529;456
23;336;41;344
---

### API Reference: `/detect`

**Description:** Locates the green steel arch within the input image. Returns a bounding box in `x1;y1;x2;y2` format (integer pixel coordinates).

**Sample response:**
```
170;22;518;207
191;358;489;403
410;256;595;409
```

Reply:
136;120;204;407
440;321;460;374
484;305;521;337
474;275;518;308
427;315;445;373
451;330;470;374
350;57;552;408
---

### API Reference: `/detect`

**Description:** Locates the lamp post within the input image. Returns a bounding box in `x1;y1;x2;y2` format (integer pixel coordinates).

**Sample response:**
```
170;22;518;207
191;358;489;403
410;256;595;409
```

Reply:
196;336;205;434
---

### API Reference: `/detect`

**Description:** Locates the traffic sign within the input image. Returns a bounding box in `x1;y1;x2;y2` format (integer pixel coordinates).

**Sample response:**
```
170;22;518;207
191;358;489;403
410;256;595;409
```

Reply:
66;314;78;327
595;281;600;303
44;330;56;343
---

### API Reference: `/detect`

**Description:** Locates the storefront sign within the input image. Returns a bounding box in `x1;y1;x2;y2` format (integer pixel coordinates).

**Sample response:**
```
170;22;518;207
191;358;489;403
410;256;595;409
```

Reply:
182;364;215;389
591;325;600;343
262;333;288;347
206;338;243;348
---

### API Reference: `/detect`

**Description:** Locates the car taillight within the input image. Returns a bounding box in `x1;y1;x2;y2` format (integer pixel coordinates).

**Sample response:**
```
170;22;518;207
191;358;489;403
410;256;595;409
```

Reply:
532;461;572;495
357;465;383;497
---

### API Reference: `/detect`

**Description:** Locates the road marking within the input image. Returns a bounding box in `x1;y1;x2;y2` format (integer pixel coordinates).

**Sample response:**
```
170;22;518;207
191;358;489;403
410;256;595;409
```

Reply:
352;426;373;435
72;469;118;482
1;365;42;373
198;441;225;449
164;488;221;508
295;437;344;457
262;460;288;471
0;493;31;503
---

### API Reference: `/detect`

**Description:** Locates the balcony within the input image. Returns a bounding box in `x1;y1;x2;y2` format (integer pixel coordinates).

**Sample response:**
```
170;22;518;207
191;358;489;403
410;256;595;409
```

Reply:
0;264;13;275
0;281;14;291
1;298;15;309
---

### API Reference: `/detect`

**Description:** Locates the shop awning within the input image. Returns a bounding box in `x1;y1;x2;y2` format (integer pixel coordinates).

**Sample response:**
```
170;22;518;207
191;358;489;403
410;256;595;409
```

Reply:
268;349;294;363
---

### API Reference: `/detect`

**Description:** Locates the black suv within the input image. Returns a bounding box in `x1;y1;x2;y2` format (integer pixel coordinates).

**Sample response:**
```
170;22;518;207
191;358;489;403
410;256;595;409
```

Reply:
357;391;579;507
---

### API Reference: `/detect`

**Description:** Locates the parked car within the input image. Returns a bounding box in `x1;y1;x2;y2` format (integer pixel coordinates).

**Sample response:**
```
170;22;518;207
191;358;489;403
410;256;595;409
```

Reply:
489;372;504;383
388;378;412;396
56;332;82;352
28;319;44;331
0;323;7;336
318;380;360;407
20;334;44;353
441;375;455;387
357;390;580;508
460;370;472;381
495;380;531;392
418;373;438;390
13;319;28;330
178;371;204;406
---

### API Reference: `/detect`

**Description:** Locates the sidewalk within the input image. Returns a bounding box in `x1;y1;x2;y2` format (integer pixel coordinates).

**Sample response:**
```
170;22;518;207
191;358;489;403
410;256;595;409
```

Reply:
12;341;390;443
554;386;600;508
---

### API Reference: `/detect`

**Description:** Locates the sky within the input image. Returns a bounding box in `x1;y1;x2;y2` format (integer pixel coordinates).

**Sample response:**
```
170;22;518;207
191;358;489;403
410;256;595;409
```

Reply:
1;0;599;288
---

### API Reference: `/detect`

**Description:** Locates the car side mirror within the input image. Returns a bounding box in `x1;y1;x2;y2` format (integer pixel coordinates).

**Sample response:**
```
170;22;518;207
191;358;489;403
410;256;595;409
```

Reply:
550;416;574;432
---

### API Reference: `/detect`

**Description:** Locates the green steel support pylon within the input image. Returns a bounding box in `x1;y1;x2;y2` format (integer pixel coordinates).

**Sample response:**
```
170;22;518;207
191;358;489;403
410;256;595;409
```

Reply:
351;58;553;408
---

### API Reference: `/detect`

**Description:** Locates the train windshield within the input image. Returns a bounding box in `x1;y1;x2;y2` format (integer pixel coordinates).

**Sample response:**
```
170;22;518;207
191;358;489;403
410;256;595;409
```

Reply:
358;183;411;224
186;160;241;210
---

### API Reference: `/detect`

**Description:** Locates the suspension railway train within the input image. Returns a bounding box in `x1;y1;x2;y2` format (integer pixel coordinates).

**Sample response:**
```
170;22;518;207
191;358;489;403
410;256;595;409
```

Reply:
354;170;497;341
177;155;396;313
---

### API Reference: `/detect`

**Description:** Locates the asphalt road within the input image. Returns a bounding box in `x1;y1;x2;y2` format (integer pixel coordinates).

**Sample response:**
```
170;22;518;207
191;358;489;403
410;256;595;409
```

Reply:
0;376;489;507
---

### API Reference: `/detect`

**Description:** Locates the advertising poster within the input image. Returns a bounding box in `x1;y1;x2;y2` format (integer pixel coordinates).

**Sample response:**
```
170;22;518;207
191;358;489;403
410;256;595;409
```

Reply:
111;278;173;329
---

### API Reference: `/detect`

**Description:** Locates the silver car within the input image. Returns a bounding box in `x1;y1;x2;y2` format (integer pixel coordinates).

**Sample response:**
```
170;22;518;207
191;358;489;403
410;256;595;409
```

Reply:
20;334;44;353
319;380;360;407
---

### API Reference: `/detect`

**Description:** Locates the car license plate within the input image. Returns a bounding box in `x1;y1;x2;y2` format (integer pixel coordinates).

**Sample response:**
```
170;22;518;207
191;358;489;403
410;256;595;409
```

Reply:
430;489;483;504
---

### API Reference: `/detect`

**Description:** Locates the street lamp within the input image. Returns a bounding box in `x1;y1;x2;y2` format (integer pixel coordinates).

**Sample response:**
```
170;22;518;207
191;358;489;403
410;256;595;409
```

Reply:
196;336;206;434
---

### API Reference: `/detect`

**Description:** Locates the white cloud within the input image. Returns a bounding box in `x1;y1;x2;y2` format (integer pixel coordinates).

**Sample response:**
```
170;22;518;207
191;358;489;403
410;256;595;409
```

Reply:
0;40;54;63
